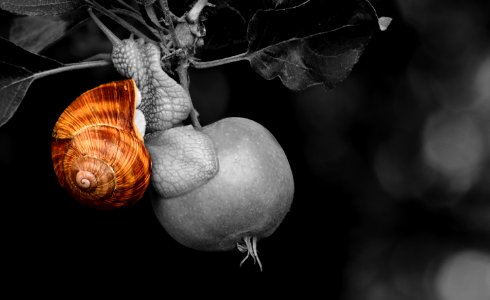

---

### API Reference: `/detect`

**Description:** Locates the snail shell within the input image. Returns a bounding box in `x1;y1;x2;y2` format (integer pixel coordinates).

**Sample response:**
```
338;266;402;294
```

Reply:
52;79;151;209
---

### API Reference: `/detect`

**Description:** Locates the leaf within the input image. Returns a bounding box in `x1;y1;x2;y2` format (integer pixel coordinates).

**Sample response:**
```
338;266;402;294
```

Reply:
198;0;288;58
378;16;392;32
192;0;303;58
0;37;111;128
0;0;84;16
8;8;88;53
0;37;62;127
0;63;37;126
244;0;387;90
9;16;67;53
0;37;62;72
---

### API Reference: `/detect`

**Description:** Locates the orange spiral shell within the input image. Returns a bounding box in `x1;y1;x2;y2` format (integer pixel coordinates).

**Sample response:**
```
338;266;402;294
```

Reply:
52;79;151;209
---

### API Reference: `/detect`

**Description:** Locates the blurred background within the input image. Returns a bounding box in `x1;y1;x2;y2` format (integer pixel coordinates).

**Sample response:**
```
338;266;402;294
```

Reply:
1;0;490;297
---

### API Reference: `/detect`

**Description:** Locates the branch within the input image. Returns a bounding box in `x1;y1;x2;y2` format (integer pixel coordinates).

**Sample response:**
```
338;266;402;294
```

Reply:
187;0;209;23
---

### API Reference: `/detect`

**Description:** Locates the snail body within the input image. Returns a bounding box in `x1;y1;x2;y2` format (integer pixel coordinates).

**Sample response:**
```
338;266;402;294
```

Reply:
89;10;192;134
52;79;151;209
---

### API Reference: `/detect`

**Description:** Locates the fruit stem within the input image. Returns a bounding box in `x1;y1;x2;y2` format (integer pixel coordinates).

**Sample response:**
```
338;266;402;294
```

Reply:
176;62;201;130
237;236;263;271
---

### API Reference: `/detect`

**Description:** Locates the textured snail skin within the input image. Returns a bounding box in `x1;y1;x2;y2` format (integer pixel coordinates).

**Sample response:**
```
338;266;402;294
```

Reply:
52;80;151;209
145;125;219;198
111;38;192;133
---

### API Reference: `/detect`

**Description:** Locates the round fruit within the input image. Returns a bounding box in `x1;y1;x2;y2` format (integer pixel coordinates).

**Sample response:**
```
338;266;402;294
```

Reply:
150;117;294;269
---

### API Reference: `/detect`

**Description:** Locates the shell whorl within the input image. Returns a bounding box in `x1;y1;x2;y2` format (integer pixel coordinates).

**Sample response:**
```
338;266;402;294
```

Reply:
52;80;151;209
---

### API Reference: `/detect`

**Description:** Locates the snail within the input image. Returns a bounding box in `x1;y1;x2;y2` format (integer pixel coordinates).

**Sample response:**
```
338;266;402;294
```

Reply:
52;79;151;209
51;9;194;208
88;9;192;135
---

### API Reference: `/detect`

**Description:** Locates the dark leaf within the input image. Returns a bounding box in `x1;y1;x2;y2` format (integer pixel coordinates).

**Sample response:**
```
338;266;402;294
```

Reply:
0;63;36;126
178;0;306;59
0;0;84;16
197;1;249;58
0;37;62;71
245;0;386;90
0;37;62;127
8;8;88;53
197;0;273;59
269;0;305;8
198;0;326;58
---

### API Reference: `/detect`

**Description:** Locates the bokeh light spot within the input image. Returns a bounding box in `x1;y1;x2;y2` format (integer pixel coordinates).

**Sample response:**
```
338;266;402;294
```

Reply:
435;250;490;300
422;111;485;192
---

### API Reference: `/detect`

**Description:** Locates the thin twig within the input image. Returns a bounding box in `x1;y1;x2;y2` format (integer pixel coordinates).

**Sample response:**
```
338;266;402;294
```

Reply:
154;0;181;22
111;8;150;26
87;0;160;43
115;0;139;13
143;4;167;31
187;0;208;23
111;8;162;37
159;0;181;48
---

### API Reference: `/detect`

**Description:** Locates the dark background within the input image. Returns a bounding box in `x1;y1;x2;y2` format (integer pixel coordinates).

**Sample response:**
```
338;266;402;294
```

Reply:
1;0;490;297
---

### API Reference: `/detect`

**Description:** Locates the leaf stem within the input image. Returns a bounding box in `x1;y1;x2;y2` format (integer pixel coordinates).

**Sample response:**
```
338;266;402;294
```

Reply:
33;60;111;80
190;52;249;69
